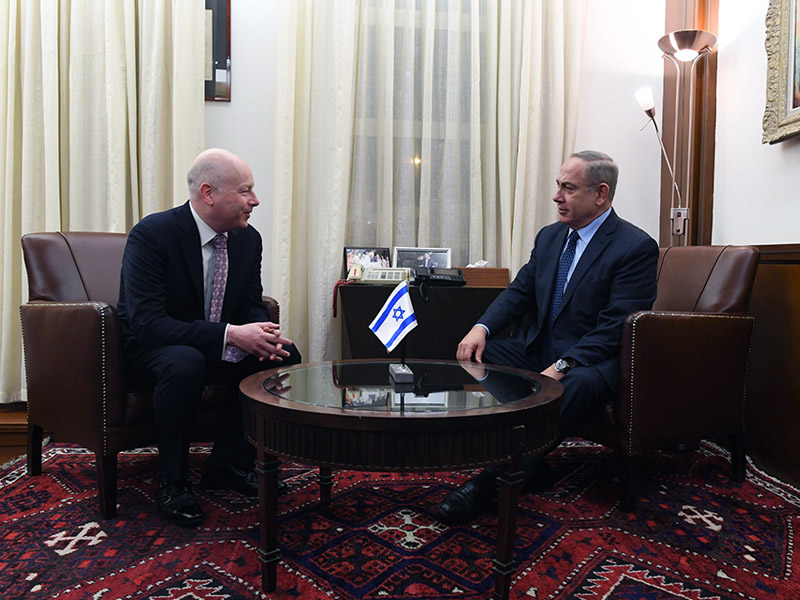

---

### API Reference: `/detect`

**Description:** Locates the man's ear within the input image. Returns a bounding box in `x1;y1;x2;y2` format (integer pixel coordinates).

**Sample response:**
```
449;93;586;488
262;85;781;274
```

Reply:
198;182;215;206
595;182;610;204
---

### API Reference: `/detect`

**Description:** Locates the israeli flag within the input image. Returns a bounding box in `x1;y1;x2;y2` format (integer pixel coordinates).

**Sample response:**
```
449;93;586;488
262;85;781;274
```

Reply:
369;280;418;352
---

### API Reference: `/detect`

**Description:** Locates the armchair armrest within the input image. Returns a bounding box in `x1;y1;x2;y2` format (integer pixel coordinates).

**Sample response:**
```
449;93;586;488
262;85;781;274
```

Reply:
262;296;280;324
617;310;755;454
20;301;127;447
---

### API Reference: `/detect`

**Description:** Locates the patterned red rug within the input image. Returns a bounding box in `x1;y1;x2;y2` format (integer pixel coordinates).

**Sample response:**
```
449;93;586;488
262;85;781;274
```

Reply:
1;440;799;599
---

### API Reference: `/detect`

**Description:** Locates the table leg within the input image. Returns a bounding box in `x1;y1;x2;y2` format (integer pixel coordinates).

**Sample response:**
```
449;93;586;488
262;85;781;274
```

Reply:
255;447;281;593
493;425;526;600
319;467;334;505
493;465;524;599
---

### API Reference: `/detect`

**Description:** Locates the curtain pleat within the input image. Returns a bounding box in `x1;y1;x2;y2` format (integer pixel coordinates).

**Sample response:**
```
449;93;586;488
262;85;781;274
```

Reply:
274;0;358;362
0;0;24;405
274;0;585;362
0;0;204;403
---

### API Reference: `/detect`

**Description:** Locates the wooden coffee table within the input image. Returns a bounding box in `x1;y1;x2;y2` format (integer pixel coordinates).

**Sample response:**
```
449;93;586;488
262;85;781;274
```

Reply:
240;359;563;600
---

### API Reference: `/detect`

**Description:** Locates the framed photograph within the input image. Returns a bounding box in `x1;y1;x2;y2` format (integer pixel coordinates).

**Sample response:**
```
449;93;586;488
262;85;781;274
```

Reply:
205;0;231;101
392;247;451;269
763;0;800;143
343;246;391;277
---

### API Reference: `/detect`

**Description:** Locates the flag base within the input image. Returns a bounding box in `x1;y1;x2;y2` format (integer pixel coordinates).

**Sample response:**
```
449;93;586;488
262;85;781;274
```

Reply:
388;363;414;383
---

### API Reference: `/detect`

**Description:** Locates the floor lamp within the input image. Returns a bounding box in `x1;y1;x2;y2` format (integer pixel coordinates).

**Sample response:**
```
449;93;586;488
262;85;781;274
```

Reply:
638;29;717;245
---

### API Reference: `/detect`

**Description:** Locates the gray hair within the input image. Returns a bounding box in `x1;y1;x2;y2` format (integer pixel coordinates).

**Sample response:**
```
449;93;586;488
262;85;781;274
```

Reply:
571;150;618;201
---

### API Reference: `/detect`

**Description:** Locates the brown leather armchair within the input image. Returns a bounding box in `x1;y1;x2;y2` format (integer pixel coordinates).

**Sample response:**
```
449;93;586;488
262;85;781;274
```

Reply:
20;232;281;518
578;245;759;510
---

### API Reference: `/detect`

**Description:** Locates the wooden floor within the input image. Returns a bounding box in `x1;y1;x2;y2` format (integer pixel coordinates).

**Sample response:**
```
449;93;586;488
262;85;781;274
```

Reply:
0;445;24;464
0;402;27;466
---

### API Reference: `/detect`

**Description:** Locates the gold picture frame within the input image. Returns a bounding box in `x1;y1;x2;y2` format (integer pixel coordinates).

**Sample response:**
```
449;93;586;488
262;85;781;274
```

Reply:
763;0;800;143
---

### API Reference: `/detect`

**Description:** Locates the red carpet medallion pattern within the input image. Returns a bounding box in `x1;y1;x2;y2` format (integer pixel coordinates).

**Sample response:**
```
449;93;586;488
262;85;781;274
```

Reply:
0;440;798;599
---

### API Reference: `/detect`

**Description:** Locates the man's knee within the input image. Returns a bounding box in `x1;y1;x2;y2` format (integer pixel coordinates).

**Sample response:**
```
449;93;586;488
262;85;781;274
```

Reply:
282;343;302;366
560;366;613;434
157;346;208;386
142;346;208;424
482;338;541;371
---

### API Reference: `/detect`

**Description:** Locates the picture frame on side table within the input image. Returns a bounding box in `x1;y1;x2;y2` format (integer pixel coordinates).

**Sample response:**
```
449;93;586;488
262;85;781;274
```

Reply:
763;0;800;143
393;247;451;269
343;247;391;278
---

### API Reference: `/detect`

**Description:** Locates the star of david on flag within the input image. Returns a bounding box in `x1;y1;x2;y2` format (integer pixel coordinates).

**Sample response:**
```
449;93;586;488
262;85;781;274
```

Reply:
369;280;418;352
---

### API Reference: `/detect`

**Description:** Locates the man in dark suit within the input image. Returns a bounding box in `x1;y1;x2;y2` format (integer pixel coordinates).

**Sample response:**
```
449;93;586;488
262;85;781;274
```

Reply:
420;252;434;268
439;150;658;524
117;148;301;526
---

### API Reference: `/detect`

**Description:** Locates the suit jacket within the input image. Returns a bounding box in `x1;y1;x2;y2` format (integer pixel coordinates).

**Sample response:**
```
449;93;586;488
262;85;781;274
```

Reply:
479;208;658;390
117;201;271;360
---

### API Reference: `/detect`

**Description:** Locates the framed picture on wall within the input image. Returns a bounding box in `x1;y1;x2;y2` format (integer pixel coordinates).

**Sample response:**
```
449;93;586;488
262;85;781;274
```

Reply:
343;247;391;277
205;0;231;101
762;0;800;143
392;247;451;269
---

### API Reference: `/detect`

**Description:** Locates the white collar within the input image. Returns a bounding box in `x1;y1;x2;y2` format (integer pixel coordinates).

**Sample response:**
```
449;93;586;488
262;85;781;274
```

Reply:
189;202;225;246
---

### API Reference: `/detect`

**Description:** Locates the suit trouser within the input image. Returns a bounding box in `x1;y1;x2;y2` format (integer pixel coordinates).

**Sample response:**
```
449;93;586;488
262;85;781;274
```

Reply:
128;343;302;482
481;336;613;472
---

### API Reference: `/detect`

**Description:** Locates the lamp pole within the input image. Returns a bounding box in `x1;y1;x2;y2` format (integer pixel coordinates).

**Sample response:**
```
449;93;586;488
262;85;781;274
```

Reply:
652;29;717;246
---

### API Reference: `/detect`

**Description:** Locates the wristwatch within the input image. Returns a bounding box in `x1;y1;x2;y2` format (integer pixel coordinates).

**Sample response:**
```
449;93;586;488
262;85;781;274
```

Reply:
554;358;574;374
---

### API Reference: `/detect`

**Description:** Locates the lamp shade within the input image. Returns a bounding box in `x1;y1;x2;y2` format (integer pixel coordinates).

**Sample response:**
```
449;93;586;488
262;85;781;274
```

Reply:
658;29;717;62
635;88;655;112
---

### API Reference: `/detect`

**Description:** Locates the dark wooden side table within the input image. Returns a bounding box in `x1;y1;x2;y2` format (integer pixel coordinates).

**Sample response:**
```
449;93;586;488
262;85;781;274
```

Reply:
338;283;507;359
240;359;563;600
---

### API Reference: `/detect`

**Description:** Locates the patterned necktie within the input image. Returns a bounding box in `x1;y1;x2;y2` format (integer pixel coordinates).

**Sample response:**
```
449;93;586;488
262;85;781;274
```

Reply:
208;234;246;362
540;230;580;364
208;234;228;323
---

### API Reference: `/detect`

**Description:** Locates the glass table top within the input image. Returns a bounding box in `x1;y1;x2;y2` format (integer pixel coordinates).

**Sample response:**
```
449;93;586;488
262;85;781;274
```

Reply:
259;360;542;413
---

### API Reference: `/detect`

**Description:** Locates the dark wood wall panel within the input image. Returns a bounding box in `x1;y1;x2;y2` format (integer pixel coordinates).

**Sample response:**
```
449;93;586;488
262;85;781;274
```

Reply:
746;245;800;485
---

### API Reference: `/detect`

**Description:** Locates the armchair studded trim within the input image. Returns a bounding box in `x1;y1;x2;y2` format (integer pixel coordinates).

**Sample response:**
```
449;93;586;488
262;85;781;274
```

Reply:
621;311;755;456
20;301;123;452
578;245;759;511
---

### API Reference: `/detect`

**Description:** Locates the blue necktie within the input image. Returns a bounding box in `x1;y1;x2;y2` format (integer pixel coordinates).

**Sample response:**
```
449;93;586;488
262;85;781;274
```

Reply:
540;230;579;364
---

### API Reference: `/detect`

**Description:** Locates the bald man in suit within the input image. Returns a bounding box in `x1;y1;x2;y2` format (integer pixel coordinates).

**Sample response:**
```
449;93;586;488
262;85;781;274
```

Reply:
439;151;658;524
118;148;301;526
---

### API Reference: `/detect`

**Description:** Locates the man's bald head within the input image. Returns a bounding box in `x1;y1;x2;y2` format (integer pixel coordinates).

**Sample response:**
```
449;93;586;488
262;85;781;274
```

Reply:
187;148;258;232
187;148;248;200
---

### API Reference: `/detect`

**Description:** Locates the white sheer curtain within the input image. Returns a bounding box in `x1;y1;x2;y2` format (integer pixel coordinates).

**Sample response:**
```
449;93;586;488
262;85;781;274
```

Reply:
0;0;204;404
274;0;585;362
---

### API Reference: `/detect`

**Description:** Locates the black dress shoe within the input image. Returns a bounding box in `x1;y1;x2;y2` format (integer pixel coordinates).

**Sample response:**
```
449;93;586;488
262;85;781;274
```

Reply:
200;466;288;497
157;480;204;527
438;477;494;525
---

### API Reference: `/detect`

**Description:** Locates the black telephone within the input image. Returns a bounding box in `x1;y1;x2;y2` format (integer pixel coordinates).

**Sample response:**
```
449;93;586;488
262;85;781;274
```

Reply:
413;266;466;287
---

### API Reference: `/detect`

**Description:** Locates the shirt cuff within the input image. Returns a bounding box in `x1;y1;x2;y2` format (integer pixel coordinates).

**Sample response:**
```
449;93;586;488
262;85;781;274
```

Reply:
221;323;230;360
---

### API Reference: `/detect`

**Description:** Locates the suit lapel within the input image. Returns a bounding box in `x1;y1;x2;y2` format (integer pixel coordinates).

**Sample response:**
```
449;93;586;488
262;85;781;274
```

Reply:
176;202;205;305
557;209;619;313
539;226;569;328
223;229;245;320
